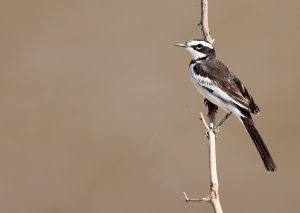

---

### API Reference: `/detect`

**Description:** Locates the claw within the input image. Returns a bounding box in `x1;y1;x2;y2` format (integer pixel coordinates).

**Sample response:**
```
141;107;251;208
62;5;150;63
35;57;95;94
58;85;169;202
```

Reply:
213;127;220;138
205;130;209;138
204;98;209;106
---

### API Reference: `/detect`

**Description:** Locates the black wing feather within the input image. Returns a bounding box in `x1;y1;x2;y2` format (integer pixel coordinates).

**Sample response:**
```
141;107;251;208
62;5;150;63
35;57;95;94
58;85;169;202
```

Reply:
193;59;260;114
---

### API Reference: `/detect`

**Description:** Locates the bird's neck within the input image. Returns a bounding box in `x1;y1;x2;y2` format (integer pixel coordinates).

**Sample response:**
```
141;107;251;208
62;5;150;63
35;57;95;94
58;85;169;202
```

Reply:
190;55;215;65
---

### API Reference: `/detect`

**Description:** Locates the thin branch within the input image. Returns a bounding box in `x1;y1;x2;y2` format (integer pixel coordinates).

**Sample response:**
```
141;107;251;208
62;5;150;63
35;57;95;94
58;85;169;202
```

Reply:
199;0;214;43
207;116;223;213
184;1;223;213
199;112;209;130
202;0;223;208
183;192;210;202
201;0;222;207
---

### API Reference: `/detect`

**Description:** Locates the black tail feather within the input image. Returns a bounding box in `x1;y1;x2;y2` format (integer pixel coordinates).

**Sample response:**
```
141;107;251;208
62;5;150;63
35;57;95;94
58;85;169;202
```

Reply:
241;116;277;172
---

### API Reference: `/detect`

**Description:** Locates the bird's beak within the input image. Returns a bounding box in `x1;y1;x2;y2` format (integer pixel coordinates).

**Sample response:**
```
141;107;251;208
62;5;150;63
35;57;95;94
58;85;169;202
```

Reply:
174;43;187;48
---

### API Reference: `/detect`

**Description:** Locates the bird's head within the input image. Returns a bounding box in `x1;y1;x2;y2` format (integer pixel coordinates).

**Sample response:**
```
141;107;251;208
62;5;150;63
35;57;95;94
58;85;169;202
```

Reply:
175;39;216;61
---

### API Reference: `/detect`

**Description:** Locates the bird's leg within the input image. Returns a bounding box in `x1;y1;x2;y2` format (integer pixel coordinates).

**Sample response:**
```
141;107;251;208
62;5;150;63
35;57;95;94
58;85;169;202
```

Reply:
214;112;232;131
204;99;218;124
203;99;219;136
204;99;218;112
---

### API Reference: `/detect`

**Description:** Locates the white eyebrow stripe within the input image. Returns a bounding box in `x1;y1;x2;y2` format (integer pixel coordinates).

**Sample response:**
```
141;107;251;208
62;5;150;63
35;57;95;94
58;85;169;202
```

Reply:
186;40;213;49
187;40;201;46
198;41;213;49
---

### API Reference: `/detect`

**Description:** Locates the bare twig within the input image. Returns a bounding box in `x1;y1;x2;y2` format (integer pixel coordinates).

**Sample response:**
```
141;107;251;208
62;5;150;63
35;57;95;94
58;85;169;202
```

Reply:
202;0;223;210
183;192;210;202
199;112;209;130
207;106;223;213
199;0;214;43
183;1;223;213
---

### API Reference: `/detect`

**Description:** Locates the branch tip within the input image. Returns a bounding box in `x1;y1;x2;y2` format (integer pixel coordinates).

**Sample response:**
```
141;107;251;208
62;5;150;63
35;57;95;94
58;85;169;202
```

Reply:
200;112;209;130
183;192;211;202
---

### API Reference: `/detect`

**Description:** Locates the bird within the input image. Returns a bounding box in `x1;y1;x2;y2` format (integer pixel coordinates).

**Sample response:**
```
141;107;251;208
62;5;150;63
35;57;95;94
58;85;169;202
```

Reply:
175;39;276;172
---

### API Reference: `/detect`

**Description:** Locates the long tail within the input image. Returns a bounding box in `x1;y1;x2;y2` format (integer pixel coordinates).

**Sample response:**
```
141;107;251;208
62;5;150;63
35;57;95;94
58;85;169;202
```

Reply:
240;116;277;172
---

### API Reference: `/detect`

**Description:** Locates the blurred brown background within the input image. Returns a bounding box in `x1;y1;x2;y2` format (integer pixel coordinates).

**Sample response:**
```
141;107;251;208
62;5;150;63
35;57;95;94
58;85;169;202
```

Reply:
0;0;299;212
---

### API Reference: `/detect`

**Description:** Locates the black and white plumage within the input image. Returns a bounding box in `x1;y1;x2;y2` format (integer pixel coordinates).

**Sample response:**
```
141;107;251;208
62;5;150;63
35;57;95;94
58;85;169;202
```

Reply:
176;39;276;172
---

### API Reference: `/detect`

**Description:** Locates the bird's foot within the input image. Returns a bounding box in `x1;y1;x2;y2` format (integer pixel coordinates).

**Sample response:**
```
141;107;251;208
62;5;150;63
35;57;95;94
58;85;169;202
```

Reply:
204;127;220;139
204;113;232;138
214;112;232;131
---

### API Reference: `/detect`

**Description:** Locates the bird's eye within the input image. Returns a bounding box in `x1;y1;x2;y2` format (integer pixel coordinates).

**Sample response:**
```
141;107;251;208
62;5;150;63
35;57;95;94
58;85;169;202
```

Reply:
196;44;203;49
